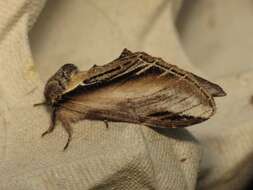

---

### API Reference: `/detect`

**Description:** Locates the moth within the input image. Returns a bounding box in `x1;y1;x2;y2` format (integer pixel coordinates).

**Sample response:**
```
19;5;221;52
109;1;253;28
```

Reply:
35;49;226;150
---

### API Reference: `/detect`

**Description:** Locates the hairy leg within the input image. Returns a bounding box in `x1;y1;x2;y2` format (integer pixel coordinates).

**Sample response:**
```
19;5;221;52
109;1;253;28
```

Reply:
41;108;57;137
61;120;73;150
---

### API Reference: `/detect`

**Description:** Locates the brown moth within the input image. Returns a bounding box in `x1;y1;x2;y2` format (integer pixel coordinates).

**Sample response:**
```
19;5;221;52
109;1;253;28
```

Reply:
35;49;226;150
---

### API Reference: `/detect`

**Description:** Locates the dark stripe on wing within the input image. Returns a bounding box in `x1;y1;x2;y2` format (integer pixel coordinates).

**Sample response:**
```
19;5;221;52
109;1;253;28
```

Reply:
147;110;207;127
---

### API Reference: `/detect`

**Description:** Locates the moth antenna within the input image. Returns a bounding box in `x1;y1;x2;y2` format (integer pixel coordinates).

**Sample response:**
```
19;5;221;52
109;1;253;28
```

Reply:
33;102;48;107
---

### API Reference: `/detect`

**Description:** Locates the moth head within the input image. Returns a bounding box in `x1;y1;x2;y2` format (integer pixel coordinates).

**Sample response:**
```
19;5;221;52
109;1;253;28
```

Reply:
44;81;64;105
44;63;80;106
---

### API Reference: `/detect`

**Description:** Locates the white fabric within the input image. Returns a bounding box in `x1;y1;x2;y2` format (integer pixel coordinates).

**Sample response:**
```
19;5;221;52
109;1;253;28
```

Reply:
0;0;252;189
178;1;253;189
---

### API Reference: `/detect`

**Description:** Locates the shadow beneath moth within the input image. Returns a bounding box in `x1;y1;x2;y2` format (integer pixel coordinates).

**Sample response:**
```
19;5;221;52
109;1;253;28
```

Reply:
35;49;226;150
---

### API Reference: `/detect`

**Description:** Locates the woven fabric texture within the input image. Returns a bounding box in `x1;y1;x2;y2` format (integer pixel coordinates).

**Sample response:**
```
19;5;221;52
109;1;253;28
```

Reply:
1;1;252;190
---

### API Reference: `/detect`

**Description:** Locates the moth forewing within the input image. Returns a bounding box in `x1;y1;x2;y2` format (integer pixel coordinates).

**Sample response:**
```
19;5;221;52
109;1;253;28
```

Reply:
39;49;226;150
41;49;136;105
62;71;89;94
59;66;215;129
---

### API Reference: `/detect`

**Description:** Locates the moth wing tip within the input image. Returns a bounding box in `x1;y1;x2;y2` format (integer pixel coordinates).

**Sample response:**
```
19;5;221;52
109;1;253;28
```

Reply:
217;88;227;97
212;85;227;97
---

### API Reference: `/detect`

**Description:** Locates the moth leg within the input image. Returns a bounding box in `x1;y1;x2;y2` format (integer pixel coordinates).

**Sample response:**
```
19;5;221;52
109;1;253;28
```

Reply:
61;120;73;151
104;120;109;129
41;108;57;137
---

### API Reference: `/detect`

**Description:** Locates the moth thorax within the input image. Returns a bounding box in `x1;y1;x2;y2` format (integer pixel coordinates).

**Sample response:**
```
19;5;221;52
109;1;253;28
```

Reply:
61;64;79;79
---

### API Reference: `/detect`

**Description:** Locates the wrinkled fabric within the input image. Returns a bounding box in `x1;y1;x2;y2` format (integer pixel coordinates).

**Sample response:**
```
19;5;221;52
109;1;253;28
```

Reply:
178;1;253;190
0;0;251;190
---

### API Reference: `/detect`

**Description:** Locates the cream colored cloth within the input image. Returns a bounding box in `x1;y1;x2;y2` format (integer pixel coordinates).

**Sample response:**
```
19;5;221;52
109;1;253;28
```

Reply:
0;0;252;190
178;1;253;190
